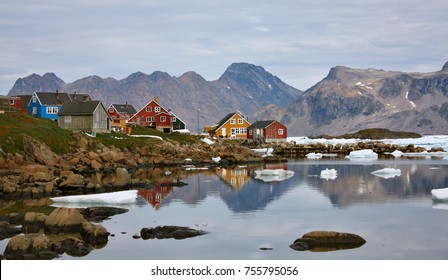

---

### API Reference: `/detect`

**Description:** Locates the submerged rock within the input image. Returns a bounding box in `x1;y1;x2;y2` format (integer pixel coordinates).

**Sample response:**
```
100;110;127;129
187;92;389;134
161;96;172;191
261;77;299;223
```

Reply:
290;231;366;252
140;226;208;240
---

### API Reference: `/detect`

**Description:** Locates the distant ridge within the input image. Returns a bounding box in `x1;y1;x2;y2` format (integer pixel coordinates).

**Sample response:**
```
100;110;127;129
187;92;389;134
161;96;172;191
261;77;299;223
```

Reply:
8;63;302;130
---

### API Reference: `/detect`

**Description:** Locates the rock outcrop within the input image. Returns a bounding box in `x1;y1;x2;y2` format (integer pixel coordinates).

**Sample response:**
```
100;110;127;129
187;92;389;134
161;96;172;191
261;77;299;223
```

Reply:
140;226;208;240
290;231;366;252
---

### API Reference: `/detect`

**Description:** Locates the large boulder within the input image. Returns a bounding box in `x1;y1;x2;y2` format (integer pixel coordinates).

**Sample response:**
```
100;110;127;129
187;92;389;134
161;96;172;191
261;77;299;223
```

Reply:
114;168;131;187
22;212;47;233
0;221;22;240
3;234;57;259
290;231;366;252
80;222;109;246
44;208;87;234
22;136;60;166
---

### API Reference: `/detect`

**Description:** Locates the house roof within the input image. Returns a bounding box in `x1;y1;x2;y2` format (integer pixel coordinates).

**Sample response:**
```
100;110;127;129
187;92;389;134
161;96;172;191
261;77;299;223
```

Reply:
35;92;71;105
212;111;249;132
212;112;236;132
112;103;137;115
247;120;276;129
58;101;102;116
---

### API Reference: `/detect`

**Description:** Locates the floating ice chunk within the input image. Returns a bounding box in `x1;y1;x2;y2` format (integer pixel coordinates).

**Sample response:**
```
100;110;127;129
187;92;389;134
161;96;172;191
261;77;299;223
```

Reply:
371;168;401;179
431;188;448;201
254;169;294;182
320;168;338;180
252;148;274;157
346;149;378;160
50;190;138;206
306;152;323;159
390;150;403;157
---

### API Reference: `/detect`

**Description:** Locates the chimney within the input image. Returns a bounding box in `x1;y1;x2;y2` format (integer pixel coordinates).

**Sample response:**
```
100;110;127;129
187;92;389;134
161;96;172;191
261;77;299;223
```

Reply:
154;96;160;104
126;101;128;108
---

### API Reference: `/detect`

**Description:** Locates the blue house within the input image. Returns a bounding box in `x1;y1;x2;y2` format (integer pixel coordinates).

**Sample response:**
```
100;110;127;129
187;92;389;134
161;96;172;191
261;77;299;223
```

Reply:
28;91;73;121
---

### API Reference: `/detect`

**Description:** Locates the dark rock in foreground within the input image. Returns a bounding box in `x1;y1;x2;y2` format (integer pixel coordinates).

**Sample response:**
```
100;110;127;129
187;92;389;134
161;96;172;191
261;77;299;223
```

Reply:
290;231;366;252
140;225;208;240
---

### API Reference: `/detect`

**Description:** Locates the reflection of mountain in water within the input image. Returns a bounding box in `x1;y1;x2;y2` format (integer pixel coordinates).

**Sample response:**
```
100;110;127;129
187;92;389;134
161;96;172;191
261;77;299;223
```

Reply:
291;160;448;207
137;160;448;211
159;170;296;213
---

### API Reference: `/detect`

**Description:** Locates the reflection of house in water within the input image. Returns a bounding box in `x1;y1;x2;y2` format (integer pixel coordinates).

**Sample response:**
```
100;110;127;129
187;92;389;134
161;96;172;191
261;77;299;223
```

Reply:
138;183;172;209
216;167;250;189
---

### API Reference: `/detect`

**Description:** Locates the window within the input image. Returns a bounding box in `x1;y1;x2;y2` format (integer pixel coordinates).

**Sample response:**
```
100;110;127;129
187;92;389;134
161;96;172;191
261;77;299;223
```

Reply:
160;116;166;122
32;107;37;115
109;107;114;113
238;119;243;124
171;117;176;122
146;106;152;112
230;119;236;124
146;116;154;123
46;107;58;114
64;116;72;123
32;96;36;103
10;99;15;105
249;129;253;135
155;107;161;112
278;129;284;135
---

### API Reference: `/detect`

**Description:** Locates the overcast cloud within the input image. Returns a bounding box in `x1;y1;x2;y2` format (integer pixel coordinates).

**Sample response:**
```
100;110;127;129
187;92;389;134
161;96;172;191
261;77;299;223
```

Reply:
1;0;447;94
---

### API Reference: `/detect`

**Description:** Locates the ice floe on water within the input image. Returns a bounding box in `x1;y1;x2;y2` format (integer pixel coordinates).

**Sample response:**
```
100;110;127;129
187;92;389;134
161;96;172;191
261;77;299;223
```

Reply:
371;168;401;179
50;190;139;208
431;188;448;201
320;168;338;180
288;135;448;153
346;149;378;160
254;169;294;182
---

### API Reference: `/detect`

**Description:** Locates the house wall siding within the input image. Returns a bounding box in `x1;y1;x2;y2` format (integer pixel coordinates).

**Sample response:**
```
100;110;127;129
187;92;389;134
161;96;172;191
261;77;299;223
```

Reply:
215;114;250;139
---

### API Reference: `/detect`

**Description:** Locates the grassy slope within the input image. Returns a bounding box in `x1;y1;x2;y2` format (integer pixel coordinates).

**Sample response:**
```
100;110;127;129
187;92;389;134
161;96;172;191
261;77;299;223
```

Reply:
0;112;201;154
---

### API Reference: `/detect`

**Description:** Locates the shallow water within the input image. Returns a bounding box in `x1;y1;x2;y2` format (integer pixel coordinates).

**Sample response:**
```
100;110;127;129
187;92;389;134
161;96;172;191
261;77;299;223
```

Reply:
2;157;448;260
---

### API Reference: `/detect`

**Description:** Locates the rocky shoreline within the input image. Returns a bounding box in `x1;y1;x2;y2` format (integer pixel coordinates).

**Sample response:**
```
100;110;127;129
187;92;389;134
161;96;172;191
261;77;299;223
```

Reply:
0;132;446;259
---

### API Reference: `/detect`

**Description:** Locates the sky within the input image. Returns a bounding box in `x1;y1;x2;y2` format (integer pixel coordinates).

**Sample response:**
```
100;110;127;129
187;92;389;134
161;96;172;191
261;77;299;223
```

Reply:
1;0;447;94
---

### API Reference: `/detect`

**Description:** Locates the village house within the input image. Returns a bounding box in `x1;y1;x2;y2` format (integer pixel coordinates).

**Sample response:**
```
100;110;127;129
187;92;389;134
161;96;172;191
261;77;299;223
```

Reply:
58;100;110;132
28;91;72;121
206;111;251;139
127;97;186;133
0;95;30;113
107;103;137;134
247;120;287;143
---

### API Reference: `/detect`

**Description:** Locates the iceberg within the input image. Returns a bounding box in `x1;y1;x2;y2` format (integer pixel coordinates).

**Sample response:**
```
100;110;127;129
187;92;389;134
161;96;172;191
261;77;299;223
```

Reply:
431;188;448;201
346;149;378;160
251;148;274;157
50;190;138;207
254;169;294;182
371;168;401;179
306;152;323;159
320;168;338;180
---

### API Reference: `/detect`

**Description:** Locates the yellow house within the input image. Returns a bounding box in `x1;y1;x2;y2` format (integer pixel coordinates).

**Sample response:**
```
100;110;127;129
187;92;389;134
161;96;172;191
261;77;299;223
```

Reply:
209;111;251;139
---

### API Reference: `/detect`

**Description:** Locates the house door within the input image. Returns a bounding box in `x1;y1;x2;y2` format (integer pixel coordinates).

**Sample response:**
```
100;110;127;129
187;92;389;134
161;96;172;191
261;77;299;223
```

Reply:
221;128;226;137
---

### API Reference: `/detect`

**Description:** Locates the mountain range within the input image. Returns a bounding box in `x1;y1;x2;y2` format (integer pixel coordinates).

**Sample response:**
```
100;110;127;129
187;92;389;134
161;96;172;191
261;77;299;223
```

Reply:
8;61;448;136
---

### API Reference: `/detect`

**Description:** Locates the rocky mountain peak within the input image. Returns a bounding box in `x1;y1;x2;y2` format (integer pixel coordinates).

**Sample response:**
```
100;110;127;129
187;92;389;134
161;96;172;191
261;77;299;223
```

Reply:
442;61;448;71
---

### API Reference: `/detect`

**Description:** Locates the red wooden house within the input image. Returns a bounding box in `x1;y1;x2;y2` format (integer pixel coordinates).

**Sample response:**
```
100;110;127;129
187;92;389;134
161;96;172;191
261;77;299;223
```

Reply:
127;98;174;133
247;120;287;143
0;95;31;113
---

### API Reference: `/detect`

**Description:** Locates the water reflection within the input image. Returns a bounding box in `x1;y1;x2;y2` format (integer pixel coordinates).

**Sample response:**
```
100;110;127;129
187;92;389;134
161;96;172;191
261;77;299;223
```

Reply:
2;158;448;260
140;159;448;212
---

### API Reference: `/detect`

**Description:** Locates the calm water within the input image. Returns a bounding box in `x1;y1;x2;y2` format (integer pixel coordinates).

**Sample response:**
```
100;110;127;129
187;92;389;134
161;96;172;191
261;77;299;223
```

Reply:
2;157;448;260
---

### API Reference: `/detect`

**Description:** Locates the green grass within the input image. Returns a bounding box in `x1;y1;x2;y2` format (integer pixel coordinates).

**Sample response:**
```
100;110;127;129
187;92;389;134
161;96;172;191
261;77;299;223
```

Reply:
0;112;74;154
0;112;201;155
